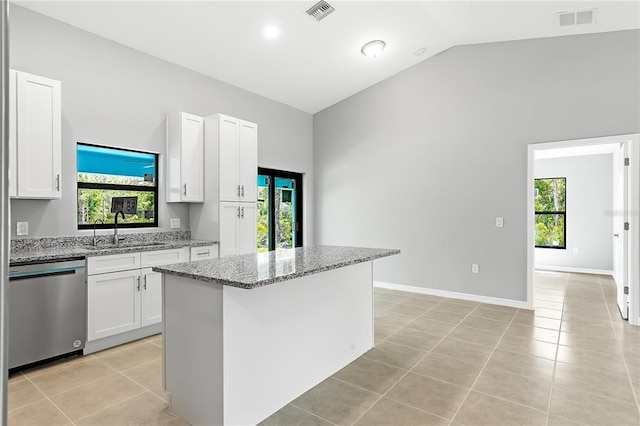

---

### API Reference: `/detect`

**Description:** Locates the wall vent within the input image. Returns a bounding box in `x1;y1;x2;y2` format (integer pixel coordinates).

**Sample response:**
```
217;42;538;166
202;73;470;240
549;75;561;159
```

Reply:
557;8;597;27
306;1;335;21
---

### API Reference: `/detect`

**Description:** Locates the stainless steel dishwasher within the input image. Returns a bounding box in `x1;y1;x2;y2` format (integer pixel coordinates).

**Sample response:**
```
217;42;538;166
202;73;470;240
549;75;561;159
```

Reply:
9;258;87;369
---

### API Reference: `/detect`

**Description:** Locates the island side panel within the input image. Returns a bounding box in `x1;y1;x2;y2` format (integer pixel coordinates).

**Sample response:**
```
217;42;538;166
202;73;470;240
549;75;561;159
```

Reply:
164;275;224;425
222;261;374;425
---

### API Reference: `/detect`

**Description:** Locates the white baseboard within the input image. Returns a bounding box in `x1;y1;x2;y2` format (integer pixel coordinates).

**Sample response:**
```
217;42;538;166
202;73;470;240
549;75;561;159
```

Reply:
535;265;613;276
374;281;529;310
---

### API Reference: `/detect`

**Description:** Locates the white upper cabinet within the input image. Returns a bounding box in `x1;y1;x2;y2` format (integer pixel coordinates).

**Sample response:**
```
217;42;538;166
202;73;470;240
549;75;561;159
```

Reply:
9;69;62;199
218;115;240;202
166;111;204;203
212;114;258;203
238;121;258;203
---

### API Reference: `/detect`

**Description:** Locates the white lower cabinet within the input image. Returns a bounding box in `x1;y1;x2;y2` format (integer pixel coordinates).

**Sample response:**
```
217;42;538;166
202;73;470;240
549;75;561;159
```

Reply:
87;269;141;341
141;268;163;327
87;247;188;342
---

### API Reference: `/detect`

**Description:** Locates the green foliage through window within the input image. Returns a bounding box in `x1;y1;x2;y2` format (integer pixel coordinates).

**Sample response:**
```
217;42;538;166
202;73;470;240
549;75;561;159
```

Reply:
535;177;566;248
77;143;158;229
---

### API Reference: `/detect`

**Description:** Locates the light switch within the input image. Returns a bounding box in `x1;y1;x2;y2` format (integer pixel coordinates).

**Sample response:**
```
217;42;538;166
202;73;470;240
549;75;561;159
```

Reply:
495;217;504;227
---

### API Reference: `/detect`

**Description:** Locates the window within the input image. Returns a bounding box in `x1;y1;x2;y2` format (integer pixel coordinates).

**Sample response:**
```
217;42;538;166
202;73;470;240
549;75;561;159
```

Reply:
257;168;303;252
77;143;158;229
535;177;566;248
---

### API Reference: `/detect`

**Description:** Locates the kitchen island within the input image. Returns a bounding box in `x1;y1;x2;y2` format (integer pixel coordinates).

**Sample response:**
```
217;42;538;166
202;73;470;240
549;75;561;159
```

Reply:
153;245;399;426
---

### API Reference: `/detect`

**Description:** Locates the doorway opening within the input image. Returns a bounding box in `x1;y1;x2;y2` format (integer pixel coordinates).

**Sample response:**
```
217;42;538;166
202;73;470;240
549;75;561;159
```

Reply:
527;134;640;326
257;168;303;252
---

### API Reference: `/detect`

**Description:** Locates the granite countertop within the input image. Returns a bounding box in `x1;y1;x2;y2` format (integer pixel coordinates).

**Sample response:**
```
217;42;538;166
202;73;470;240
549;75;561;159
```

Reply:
10;232;218;265
153;245;400;290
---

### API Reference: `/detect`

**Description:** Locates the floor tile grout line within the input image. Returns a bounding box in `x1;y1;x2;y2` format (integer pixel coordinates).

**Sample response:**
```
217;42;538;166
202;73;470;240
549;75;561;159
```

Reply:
542;270;567;426
22;372;77;426
20;354;153;424
445;306;520;426
350;299;490;426
597;274;640;414
288;402;339;425
373;297;450;346
70;388;150;425
381;394;453;423
31;368;121;399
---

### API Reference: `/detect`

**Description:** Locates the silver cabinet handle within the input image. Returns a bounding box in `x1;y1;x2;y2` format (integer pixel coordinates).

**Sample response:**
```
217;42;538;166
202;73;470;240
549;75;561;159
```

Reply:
241;185;244;197
241;206;244;218
197;250;210;256
56;174;60;191
136;276;141;292
143;274;147;290
183;183;187;196
614;233;620;237
237;185;241;197
237;207;241;218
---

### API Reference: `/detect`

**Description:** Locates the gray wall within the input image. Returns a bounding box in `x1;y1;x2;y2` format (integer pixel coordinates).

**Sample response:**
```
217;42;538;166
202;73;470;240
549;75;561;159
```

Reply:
535;155;613;272
314;30;639;302
9;6;314;242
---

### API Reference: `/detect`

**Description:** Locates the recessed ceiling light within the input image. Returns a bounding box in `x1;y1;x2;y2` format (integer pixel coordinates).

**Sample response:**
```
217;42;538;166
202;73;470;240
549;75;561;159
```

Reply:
361;40;386;59
264;25;280;39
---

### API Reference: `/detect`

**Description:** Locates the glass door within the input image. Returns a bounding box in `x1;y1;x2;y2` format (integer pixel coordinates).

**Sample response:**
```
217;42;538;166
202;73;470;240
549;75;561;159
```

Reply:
257;168;303;252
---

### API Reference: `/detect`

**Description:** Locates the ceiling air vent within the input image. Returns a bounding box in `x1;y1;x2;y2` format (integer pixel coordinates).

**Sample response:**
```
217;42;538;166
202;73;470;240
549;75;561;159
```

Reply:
306;0;335;21
557;8;597;27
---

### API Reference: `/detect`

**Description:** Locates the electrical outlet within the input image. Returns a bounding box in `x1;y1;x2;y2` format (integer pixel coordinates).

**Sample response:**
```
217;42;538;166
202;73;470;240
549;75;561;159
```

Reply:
471;264;479;274
495;217;504;227
16;221;28;236
170;218;181;229
572;247;579;254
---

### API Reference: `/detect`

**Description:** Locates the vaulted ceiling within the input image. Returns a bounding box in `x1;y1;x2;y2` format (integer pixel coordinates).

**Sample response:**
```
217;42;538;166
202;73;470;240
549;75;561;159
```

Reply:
14;1;640;113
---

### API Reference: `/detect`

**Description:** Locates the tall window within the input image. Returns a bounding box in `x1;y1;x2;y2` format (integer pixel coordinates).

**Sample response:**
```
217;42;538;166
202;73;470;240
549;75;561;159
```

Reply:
535;177;566;248
257;168;303;252
77;143;158;229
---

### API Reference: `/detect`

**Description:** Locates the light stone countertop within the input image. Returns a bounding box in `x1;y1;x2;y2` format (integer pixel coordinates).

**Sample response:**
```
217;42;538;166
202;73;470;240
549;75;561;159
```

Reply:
10;231;218;265
153;245;400;289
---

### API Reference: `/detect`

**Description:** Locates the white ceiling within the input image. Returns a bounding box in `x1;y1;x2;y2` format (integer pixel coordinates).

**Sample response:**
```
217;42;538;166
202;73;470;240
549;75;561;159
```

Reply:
13;0;640;114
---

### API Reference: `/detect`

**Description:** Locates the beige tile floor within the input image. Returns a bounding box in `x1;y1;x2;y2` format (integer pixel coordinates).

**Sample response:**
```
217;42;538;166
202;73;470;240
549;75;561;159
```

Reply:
264;272;640;426
8;333;186;425
8;271;640;425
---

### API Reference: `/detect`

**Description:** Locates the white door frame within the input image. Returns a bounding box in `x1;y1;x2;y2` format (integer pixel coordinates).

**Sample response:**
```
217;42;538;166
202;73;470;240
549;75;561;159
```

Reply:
527;134;640;326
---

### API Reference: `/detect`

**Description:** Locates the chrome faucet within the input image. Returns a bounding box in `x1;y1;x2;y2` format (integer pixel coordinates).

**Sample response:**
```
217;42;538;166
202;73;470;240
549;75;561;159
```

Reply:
113;211;125;245
92;219;104;246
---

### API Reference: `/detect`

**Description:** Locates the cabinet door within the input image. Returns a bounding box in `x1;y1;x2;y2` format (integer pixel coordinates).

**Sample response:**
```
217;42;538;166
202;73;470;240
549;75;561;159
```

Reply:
141;268;162;327
219;202;240;257
9;70;17;197
87;270;141;341
16;71;62;199
238;120;258;203
238;203;257;255
219;115;240;202
180;112;204;202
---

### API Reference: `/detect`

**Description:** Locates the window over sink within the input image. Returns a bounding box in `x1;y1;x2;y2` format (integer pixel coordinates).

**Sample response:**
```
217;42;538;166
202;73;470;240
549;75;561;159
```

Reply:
77;143;158;229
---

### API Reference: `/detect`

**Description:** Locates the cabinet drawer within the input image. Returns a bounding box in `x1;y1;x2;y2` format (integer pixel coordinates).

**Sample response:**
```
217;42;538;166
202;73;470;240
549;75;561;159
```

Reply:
190;245;218;261
141;247;189;268
87;252;141;275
